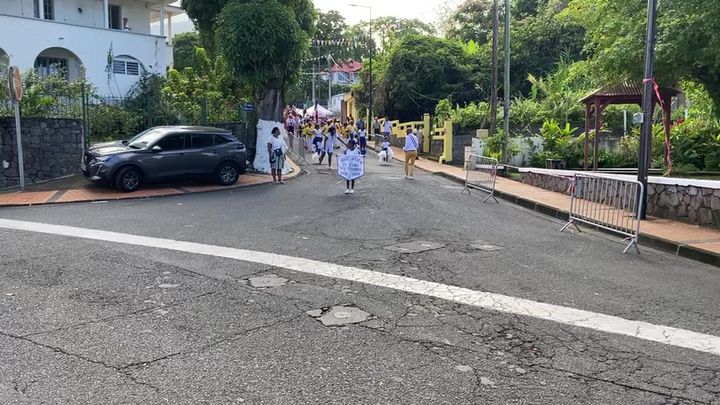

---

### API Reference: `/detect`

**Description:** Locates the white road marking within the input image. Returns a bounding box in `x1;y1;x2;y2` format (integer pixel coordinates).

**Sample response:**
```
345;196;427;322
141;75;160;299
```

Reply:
1;217;719;357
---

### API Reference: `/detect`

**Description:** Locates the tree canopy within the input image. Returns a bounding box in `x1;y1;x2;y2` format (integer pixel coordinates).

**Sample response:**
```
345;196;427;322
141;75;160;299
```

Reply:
378;35;474;121
182;0;315;121
562;0;720;112
172;32;201;71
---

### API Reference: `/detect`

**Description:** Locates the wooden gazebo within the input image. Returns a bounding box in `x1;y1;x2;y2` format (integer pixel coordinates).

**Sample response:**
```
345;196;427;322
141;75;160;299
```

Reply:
580;80;680;170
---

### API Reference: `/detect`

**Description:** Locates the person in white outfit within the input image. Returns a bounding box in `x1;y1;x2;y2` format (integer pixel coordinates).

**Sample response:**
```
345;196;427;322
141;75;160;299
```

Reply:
319;126;337;168
344;139;361;194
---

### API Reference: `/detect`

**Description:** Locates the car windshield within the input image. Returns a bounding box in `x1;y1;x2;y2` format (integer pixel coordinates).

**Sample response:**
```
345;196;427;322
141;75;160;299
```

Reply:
127;129;167;149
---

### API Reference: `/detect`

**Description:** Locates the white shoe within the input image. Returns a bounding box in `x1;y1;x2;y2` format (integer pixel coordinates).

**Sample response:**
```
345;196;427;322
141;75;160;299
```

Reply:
350;189;355;194
408;176;414;179
345;189;351;194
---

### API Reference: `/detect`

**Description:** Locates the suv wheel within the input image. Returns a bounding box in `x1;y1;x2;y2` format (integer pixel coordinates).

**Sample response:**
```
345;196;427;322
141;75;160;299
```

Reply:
114;166;142;192
216;161;240;186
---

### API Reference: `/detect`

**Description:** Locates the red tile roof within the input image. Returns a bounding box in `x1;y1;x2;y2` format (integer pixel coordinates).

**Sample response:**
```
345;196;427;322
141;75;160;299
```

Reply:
331;60;363;73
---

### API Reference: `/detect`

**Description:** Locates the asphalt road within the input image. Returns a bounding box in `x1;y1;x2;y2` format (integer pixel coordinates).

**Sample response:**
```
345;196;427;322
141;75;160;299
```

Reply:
1;149;719;404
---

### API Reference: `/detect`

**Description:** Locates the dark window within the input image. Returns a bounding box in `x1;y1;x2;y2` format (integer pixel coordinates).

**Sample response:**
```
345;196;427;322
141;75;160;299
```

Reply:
35;57;68;79
156;134;186;151
34;0;54;20
109;5;122;30
214;135;232;145
190;134;214;149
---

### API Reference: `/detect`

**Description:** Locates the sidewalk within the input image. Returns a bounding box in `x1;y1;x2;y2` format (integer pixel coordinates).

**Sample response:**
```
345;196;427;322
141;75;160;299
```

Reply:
383;145;720;266
0;160;301;207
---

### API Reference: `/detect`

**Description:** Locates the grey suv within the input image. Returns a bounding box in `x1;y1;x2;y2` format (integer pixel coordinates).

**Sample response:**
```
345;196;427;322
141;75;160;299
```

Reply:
82;126;247;192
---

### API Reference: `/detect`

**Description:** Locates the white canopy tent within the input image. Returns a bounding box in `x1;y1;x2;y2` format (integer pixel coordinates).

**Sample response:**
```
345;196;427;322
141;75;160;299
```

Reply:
304;104;334;119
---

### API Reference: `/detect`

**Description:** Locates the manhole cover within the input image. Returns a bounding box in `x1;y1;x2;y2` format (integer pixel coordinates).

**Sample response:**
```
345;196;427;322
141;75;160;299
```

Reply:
384;241;445;253
470;241;505;252
307;306;371;326
249;275;288;288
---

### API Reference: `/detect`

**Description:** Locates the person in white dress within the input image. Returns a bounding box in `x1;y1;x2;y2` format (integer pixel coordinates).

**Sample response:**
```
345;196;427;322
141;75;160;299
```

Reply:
344;139;361;194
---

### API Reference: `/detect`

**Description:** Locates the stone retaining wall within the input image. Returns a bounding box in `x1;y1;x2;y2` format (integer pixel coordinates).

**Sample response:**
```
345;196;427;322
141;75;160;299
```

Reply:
520;171;720;229
0;118;83;189
647;184;720;227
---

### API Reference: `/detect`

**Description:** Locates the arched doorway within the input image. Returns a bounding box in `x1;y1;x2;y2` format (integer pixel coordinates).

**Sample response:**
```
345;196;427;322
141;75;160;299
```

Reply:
34;47;84;81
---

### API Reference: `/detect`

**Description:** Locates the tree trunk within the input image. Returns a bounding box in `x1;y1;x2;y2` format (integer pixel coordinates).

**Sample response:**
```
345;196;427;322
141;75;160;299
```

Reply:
252;85;287;174
257;87;283;122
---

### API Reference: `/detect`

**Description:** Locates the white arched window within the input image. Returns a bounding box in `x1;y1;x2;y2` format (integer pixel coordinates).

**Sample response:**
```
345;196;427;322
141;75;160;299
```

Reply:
112;56;146;76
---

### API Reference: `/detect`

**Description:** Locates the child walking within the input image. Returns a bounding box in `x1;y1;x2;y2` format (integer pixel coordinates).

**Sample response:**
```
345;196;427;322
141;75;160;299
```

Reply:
319;126;337;168
381;137;391;163
344;139;361;194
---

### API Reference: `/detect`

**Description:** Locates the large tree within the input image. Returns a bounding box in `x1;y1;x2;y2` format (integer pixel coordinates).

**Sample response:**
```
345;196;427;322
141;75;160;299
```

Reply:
562;0;720;114
377;34;473;120
180;0;227;52
214;0;314;121
172;32;201;71
441;0;494;45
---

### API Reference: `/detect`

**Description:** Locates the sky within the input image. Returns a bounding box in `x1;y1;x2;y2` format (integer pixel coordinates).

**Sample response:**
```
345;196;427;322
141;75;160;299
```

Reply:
155;0;457;36
312;0;455;26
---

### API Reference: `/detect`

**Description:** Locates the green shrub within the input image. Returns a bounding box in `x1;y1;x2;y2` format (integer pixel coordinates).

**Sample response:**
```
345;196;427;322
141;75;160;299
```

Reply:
452;101;489;129
87;104;144;142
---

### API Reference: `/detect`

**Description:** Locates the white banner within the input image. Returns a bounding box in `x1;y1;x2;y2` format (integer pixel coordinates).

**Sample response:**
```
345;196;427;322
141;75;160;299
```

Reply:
338;155;365;181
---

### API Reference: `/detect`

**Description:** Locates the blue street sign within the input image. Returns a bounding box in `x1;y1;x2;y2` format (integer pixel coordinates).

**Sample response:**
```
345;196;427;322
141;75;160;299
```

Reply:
243;103;254;112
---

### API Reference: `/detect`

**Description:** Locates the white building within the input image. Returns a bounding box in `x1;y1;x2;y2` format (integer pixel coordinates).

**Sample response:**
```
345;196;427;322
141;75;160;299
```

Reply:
0;0;182;98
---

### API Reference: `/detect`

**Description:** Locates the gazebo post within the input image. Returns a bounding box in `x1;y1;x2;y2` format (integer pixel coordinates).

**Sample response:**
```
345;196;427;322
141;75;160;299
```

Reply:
583;104;591;170
646;102;657;169
593;97;602;171
662;98;672;171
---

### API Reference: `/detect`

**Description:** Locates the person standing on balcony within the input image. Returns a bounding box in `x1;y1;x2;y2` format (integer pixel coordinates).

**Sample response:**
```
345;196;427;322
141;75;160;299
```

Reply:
123;17;132;31
403;128;419;179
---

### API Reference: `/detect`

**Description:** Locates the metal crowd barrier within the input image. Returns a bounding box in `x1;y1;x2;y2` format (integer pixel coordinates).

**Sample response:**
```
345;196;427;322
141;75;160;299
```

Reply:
560;173;643;254
462;154;499;203
286;133;308;165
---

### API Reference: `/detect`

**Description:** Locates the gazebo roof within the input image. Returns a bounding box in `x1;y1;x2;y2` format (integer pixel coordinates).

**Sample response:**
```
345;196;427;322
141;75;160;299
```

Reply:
580;80;681;104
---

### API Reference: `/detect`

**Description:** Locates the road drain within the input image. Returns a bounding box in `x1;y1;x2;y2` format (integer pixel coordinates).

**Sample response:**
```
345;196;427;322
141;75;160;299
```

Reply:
306;305;371;326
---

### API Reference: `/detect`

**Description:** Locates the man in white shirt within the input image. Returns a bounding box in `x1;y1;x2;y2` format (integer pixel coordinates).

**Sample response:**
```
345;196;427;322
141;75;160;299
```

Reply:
402;128;419;179
383;117;392;140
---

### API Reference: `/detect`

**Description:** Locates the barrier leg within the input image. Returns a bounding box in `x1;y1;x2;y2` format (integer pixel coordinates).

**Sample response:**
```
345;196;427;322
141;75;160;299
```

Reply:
560;219;581;233
481;192;499;204
623;237;640;254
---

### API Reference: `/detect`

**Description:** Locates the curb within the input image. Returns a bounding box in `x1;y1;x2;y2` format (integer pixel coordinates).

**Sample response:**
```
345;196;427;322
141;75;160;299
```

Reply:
433;170;720;266
0;161;303;208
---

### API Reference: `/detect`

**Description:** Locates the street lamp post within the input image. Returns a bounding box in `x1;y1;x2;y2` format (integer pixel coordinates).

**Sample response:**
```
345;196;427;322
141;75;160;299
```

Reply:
638;0;658;219
503;0;511;162
349;4;372;129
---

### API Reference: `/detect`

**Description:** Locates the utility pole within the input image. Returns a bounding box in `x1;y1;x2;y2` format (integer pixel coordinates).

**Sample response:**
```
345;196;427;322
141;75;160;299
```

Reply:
311;64;316;104
327;55;332;110
368;9;373;127
349;4;373;126
638;0;658;220
489;0;499;136
502;0;511;162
